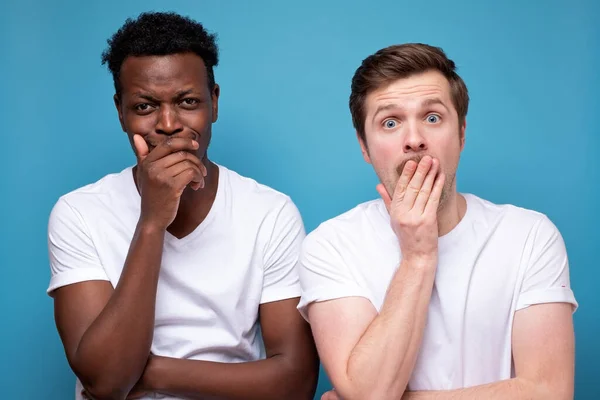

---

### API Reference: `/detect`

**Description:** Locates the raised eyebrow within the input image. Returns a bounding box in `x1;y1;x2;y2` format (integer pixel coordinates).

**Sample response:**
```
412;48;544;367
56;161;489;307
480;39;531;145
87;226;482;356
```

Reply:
421;98;448;110
372;104;403;123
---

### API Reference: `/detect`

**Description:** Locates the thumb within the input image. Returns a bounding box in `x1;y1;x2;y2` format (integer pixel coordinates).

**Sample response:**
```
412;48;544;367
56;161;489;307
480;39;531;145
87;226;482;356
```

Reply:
132;134;149;162
376;183;392;212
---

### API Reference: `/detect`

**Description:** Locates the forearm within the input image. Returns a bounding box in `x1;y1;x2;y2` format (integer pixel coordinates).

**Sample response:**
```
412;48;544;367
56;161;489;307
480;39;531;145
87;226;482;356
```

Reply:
343;258;436;400
74;221;164;398
403;378;553;400
144;355;315;400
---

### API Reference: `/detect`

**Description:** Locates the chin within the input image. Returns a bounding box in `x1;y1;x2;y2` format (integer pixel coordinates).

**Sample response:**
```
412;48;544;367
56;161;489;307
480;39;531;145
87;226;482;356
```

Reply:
382;180;397;198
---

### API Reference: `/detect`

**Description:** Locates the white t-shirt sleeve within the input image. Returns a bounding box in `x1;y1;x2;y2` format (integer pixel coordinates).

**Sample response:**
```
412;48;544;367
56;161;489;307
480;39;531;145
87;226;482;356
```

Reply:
47;197;109;296
297;227;374;321
260;198;306;304
516;215;578;312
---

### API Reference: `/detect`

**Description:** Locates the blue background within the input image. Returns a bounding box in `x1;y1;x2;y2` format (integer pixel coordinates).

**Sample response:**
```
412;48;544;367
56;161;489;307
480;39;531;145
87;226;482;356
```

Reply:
1;0;598;398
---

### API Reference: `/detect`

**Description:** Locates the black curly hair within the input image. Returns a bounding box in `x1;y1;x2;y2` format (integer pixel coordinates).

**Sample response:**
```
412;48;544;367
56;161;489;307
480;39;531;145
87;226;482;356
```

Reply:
101;11;219;96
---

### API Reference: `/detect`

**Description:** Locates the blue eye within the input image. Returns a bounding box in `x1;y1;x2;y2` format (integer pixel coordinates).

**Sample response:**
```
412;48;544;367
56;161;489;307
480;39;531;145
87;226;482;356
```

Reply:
384;119;397;129
426;114;440;123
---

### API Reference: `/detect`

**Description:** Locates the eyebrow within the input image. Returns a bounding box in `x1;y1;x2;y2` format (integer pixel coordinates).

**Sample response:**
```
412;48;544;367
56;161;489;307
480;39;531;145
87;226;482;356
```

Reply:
131;89;196;102
372;98;449;122
372;104;398;122
422;98;448;110
173;89;195;100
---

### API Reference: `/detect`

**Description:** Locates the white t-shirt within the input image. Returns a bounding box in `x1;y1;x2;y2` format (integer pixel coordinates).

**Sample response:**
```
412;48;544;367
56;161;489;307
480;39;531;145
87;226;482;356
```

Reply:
297;193;577;391
47;164;305;400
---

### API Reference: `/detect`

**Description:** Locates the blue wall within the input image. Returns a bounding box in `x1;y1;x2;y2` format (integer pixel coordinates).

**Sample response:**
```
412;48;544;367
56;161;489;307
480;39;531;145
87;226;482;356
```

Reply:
1;0;598;398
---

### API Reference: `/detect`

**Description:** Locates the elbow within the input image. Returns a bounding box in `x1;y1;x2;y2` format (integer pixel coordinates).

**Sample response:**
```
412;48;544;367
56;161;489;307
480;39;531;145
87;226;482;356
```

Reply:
293;371;319;400
76;372;133;400
554;382;574;400
340;390;404;400
80;382;128;400
280;360;320;400
68;355;140;400
335;379;408;400
285;383;318;400
536;381;573;400
336;390;391;400
517;377;572;400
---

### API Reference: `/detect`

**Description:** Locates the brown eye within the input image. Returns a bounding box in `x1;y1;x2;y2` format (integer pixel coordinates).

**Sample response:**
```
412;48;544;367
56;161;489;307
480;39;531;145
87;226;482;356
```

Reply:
135;103;152;112
181;98;199;107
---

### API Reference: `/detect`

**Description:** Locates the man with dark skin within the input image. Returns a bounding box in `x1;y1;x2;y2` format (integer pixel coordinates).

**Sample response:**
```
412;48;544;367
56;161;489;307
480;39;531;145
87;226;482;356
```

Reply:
47;11;319;400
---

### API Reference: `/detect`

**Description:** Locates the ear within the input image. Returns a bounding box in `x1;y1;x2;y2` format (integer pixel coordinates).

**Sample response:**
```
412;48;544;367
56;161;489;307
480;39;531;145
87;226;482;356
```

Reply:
114;94;126;132
459;119;466;151
357;131;372;164
211;84;220;123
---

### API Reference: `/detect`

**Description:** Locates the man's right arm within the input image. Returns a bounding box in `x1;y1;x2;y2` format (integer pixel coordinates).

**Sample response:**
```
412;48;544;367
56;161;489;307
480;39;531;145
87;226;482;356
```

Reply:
51;136;205;400
304;156;444;400
308;257;436;400
53;222;164;400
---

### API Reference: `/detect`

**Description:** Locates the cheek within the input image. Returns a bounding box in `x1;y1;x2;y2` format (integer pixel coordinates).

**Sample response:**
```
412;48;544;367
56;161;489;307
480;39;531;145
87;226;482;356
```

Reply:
181;109;211;131
367;148;402;183
124;113;156;134
435;135;461;172
367;137;403;171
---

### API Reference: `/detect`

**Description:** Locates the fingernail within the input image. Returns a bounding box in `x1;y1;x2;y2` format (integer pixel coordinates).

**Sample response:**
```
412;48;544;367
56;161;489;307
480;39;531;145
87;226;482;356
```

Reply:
192;140;199;148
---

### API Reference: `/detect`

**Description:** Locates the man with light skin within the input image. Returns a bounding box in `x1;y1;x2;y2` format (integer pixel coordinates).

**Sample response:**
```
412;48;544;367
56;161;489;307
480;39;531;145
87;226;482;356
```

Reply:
298;43;577;400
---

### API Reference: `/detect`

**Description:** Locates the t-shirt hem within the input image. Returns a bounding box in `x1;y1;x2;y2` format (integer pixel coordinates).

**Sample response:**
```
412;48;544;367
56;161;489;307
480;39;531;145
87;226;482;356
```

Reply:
259;285;302;304
47;269;110;297
516;287;578;313
297;285;375;322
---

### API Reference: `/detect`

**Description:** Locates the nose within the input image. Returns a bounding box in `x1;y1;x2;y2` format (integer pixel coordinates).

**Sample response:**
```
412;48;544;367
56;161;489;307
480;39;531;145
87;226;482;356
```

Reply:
155;106;183;136
403;123;427;153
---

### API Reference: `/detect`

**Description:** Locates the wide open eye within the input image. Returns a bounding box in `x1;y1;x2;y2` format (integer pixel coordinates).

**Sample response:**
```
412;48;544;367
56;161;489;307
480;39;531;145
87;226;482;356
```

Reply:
383;119;397;129
426;114;441;124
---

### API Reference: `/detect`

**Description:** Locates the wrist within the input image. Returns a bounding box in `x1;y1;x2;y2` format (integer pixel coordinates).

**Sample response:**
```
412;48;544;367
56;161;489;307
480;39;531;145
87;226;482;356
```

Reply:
136;219;167;236
401;254;438;270
141;355;162;392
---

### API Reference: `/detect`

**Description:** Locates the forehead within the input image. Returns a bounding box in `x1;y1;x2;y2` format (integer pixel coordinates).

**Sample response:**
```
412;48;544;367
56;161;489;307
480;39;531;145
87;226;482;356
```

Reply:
365;70;453;114
119;53;208;94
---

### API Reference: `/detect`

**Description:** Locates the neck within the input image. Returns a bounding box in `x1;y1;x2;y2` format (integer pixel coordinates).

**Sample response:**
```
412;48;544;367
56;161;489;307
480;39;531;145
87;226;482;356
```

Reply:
436;190;466;237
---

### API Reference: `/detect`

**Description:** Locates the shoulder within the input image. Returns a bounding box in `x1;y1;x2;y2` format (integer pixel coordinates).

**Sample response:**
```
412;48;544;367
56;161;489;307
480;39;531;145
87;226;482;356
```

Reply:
218;165;304;236
464;193;561;241
49;166;134;228
219;165;294;209
303;199;386;251
54;167;134;209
